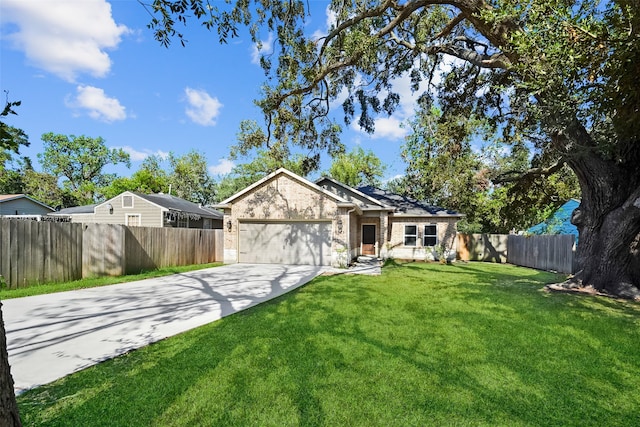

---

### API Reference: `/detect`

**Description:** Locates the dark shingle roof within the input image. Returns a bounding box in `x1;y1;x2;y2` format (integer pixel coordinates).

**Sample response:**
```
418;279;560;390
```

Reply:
357;186;463;217
135;193;223;219
50;204;97;215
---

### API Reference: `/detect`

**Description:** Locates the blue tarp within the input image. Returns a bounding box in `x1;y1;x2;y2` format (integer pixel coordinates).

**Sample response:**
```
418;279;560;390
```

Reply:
527;199;580;237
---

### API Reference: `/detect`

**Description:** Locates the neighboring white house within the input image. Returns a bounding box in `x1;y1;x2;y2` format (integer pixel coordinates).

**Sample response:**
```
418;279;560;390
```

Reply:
49;192;223;229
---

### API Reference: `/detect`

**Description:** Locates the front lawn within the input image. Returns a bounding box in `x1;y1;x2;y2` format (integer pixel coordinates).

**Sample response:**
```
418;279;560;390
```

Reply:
17;262;640;426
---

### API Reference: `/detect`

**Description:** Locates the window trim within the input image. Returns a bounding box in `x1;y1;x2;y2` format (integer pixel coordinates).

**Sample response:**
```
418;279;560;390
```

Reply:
126;213;141;227
404;224;418;247
177;216;189;228
423;224;438;247
122;195;134;209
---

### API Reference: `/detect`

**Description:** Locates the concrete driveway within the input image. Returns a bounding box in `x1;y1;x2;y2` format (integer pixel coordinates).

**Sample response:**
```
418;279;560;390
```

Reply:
3;263;327;394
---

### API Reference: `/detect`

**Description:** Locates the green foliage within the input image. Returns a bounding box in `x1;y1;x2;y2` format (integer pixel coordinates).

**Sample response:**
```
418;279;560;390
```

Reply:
326;146;386;187
167;150;216;204
102;155;169;200
38;133;131;205
17;263;640;425
21;169;68;209
0;92;29;154
387;105;580;233
395;106;486;205
0;153;24;195
0;93;32;196
216;148;310;202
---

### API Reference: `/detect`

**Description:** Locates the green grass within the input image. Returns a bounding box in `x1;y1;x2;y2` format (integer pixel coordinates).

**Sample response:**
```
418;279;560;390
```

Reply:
17;262;640;426
0;263;222;299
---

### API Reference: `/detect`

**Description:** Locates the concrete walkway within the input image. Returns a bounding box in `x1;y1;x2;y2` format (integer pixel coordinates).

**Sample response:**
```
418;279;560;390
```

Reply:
3;263;327;394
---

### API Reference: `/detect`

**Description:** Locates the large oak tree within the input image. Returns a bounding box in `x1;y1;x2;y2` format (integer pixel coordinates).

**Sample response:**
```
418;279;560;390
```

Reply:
146;0;640;299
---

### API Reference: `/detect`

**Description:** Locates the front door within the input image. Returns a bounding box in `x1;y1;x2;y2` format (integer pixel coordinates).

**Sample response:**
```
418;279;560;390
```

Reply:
362;224;376;256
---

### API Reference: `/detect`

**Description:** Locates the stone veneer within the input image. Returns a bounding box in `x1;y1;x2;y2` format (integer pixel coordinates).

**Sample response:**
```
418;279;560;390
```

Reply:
221;173;351;267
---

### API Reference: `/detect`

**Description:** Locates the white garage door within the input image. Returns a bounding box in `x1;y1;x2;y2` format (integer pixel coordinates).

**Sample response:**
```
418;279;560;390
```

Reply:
239;221;332;265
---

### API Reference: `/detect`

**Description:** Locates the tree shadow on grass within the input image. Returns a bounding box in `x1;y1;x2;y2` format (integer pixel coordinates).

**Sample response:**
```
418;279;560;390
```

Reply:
17;262;640;426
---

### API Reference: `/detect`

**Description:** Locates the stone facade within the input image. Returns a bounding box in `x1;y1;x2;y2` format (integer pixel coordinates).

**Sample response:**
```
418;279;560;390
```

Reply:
220;173;349;266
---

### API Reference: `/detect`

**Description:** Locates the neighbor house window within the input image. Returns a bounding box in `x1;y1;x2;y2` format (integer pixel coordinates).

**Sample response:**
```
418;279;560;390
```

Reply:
126;214;141;227
122;195;133;208
177;216;188;228
404;225;417;246
424;224;437;246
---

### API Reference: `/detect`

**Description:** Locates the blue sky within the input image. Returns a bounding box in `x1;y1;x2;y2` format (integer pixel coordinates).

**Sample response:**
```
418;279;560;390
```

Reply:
1;0;424;182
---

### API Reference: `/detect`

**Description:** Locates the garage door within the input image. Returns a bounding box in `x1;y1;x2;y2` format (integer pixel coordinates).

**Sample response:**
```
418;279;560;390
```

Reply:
239;221;332;265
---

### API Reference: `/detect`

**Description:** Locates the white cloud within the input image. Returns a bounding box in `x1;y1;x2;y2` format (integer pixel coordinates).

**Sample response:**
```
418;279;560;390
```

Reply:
209;159;235;175
67;85;127;122
383;173;405;184
311;5;338;41
347;59;437;141
117;146;169;162
1;0;129;82
250;32;274;64
352;116;407;140
184;87;223;126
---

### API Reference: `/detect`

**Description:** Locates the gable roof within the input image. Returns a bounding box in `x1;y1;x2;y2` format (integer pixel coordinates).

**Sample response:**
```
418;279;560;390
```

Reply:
0;194;55;211
357;186;464;217
214;168;352;208
315;176;394;211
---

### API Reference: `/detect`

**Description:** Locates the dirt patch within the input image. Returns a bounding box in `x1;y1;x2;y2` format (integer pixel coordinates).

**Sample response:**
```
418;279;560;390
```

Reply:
544;282;640;301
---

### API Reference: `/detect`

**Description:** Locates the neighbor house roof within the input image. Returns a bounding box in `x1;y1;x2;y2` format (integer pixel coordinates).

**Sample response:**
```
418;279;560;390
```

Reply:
357;186;464;217
133;193;223;219
50;193;223;219
527;198;580;236
0;194;54;211
50;204;97;215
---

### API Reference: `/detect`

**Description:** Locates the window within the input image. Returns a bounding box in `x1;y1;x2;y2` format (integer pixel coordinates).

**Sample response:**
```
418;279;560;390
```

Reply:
424;224;437;246
177;216;188;228
122;195;133;208
404;225;417;246
126;214;141;227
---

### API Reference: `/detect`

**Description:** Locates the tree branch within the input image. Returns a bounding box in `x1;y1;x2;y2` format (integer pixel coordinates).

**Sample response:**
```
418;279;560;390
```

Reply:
423;43;510;69
495;158;566;183
432;13;465;41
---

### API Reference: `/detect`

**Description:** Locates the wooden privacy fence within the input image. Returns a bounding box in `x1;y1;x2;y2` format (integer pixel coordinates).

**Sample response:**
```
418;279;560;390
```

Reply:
0;219;83;288
0;219;223;289
457;233;576;274
457;234;509;263
507;234;576;274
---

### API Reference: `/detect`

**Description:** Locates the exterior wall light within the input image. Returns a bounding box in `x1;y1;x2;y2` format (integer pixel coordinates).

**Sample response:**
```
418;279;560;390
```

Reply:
337;218;343;234
106;203;114;214
226;220;232;231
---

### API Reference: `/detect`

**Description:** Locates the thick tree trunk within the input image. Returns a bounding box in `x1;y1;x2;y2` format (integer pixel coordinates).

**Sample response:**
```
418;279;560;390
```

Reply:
0;302;21;426
564;134;640;299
